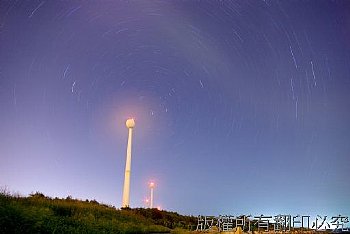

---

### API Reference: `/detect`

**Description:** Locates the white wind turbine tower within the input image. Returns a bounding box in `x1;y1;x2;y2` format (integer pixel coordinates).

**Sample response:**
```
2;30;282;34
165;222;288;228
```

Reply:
122;118;135;208
149;181;155;209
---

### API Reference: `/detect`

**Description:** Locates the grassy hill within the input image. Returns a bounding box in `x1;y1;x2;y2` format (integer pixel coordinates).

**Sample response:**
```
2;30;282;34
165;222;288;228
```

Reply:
0;191;197;234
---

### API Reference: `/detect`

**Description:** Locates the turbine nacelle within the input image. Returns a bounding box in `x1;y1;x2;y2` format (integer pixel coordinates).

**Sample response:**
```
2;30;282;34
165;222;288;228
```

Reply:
126;118;135;128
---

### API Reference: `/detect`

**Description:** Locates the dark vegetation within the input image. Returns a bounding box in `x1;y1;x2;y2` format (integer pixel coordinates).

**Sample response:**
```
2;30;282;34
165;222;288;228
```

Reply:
0;190;197;233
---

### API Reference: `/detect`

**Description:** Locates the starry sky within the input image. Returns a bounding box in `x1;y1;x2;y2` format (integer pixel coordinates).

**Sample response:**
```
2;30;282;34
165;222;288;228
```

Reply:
1;0;349;217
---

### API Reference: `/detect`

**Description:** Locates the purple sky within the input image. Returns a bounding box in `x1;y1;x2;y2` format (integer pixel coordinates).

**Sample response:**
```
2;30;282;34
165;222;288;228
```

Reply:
1;1;349;216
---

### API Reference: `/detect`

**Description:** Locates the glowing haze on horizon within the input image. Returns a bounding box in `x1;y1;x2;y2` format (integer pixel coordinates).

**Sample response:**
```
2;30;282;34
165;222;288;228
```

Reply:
0;1;349;216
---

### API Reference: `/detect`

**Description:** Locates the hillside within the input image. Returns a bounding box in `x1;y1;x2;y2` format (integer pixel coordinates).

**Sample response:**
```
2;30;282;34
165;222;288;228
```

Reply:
0;191;197;233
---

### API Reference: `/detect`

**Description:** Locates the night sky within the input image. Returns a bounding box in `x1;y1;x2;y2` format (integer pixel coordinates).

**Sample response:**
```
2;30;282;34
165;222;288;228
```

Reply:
1;1;350;216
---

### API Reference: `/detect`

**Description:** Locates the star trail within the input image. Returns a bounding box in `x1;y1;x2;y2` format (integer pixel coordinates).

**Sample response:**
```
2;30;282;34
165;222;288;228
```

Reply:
0;0;349;216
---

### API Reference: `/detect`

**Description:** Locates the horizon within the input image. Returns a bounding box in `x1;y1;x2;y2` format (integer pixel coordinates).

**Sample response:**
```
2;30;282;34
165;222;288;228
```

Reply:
0;1;349;217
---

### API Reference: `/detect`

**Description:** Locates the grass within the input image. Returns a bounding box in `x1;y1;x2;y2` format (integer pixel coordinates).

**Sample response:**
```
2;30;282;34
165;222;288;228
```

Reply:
0;190;197;234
